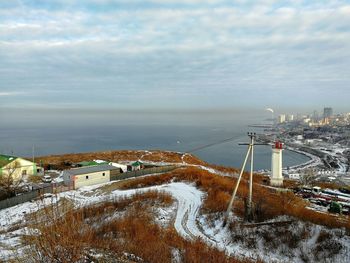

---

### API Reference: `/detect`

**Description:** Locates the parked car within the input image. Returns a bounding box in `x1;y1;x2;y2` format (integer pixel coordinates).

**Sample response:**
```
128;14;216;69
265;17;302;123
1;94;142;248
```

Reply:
42;175;52;183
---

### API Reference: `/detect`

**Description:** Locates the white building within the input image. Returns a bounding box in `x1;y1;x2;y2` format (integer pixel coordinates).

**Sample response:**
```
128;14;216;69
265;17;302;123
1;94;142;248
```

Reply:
286;114;294;122
270;142;284;187
296;135;303;140
288;173;300;180
62;164;121;189
278;114;286;123
0;154;43;181
109;162;128;173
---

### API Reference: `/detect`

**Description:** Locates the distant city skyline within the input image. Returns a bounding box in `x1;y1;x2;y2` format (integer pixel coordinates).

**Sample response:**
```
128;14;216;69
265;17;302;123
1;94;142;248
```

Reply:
1;1;350;111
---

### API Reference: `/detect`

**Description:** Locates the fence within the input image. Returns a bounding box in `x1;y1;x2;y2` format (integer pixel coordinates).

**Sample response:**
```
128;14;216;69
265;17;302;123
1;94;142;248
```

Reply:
0;184;55;210
110;165;178;181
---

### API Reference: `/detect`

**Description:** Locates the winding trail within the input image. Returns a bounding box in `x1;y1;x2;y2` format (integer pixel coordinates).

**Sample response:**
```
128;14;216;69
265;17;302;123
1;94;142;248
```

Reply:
109;182;208;241
58;182;207;241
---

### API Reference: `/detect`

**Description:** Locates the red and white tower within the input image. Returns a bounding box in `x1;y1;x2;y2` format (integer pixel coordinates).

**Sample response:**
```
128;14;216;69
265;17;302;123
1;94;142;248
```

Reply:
271;141;284;187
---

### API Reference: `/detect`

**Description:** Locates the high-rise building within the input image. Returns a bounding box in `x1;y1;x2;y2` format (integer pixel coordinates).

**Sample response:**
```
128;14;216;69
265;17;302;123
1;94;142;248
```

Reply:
278;114;286;123
271;141;283;187
323;107;333;119
286;114;294;122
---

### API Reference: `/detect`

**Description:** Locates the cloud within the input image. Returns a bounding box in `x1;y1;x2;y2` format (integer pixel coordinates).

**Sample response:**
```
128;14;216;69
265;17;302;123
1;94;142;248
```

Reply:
0;1;349;109
0;92;25;96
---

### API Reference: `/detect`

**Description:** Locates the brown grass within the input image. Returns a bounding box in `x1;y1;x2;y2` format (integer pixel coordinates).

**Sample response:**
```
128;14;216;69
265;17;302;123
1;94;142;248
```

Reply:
23;190;252;263
114;166;350;229
315;181;343;190
35;150;208;170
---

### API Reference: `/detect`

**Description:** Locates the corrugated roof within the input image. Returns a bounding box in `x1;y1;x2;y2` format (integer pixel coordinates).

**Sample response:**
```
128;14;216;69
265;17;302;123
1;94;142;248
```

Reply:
0;154;18;168
62;164;120;176
77;160;109;167
77;161;99;167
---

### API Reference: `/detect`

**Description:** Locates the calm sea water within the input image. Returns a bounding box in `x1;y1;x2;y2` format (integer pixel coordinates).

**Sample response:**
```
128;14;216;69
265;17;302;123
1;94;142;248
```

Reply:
0;109;310;170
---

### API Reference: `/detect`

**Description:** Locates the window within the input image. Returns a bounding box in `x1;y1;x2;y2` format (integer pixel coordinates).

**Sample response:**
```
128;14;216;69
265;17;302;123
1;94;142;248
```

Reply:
102;172;105;176
22;170;27;176
86;175;89;179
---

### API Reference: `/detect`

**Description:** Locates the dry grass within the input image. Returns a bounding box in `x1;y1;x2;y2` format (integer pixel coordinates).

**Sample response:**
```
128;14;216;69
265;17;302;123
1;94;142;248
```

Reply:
35;150;208;170
22;190;252;263
114;166;350;229
17;164;349;262
315;181;343;190
27;175;42;184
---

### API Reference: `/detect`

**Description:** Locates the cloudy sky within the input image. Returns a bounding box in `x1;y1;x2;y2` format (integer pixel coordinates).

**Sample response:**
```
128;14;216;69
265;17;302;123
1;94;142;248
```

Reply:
0;0;349;112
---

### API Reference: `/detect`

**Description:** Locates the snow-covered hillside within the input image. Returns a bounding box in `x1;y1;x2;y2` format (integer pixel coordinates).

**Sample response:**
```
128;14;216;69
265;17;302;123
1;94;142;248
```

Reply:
1;176;350;263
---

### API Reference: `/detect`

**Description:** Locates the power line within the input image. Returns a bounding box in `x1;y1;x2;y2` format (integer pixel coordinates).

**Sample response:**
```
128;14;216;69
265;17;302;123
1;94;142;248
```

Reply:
185;135;241;153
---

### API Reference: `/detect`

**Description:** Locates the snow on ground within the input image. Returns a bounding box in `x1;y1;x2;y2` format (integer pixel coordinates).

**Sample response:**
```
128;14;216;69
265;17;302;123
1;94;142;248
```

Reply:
199;214;350;263
284;146;323;172
0;196;60;232
0;228;25;260
1;172;350;262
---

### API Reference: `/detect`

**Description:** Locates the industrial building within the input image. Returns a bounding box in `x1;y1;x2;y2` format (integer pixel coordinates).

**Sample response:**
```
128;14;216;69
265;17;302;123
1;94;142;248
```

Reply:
62;164;122;189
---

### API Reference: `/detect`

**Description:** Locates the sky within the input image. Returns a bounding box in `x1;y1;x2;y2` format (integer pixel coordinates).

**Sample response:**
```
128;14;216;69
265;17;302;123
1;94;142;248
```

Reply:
0;0;350;112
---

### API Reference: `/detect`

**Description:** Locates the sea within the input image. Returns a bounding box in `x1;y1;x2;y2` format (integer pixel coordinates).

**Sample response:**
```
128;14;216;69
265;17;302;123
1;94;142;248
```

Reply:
0;108;310;170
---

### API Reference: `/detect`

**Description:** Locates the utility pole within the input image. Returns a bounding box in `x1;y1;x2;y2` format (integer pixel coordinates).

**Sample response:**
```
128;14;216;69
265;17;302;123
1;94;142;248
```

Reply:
223;141;251;226
223;132;266;226
248;133;254;220
32;145;35;163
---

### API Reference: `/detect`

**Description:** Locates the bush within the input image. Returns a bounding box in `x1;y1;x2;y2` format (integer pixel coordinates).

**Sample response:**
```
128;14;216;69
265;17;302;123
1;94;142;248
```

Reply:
22;190;249;263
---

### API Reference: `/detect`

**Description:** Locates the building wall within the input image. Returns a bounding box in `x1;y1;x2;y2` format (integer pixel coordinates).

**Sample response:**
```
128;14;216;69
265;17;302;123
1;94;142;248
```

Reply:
109;162;127;173
271;149;283;186
0;158;41;181
73;170;111;189
63;172;72;186
278;114;286;123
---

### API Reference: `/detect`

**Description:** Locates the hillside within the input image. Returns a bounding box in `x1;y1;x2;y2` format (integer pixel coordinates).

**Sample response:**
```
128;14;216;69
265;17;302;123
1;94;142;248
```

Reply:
1;150;350;262
36;150;208;168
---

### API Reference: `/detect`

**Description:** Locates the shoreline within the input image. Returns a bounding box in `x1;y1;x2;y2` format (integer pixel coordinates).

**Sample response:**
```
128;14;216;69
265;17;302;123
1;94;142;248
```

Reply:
283;145;323;172
255;142;323;173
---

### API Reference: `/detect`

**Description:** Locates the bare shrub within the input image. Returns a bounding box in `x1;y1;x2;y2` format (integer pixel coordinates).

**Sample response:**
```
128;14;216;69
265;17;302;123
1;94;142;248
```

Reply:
21;189;249;263
314;239;343;261
316;230;332;244
117;166;350;230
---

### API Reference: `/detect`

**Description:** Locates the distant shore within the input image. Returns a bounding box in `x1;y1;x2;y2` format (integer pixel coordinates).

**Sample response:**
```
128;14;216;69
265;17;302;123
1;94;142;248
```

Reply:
283;145;322;172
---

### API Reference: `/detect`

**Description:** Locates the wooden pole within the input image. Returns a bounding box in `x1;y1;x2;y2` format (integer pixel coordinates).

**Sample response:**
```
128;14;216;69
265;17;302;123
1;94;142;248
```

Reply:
223;144;251;226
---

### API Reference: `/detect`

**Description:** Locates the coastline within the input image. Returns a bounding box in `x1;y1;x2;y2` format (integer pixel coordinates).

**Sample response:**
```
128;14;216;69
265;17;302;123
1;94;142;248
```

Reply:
283;146;323;172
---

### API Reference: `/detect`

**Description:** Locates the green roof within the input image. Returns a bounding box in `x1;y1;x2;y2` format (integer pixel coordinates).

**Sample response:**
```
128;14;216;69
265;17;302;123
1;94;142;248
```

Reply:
0;154;18;168
131;161;143;167
77;161;108;167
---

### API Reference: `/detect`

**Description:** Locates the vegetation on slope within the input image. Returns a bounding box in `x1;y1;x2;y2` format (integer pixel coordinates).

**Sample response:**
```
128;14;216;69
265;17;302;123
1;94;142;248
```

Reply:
114;166;350;230
22;190;253;263
36;150;207;170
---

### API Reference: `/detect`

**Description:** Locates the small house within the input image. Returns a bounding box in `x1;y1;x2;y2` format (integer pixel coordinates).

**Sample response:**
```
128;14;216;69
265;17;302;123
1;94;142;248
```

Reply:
129;161;144;171
76;161;99;167
109;162;128;173
76;160;108;167
62;164;121;189
0;154;43;181
288;173;300;180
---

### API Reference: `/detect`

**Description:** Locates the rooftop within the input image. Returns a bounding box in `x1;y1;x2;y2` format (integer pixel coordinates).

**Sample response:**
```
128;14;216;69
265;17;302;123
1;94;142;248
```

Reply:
131;161;143;167
63;164;120;177
0;154;18;168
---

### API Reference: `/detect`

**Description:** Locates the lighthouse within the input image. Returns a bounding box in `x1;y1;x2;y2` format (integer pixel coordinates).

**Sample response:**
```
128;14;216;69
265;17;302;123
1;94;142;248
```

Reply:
270;141;284;187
